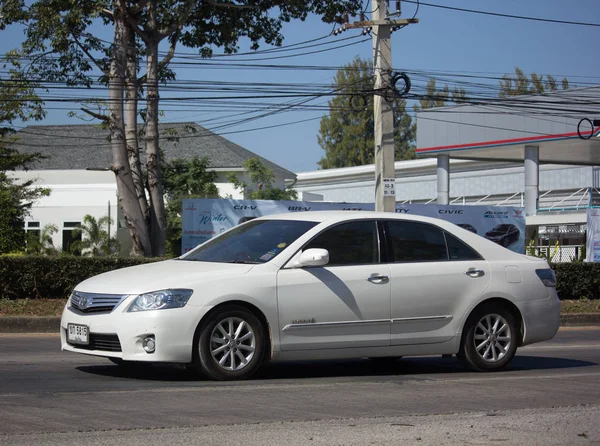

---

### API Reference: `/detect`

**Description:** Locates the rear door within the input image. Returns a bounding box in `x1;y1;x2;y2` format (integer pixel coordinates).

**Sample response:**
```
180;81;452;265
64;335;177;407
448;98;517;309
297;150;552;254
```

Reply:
383;220;491;346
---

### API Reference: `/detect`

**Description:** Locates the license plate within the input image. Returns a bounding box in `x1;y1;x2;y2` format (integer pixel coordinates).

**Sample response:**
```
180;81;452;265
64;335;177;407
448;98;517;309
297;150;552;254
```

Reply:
67;324;89;345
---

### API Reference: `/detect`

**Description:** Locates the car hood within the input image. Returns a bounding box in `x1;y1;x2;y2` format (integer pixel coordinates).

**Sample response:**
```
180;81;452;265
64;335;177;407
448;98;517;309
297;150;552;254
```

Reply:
74;260;255;295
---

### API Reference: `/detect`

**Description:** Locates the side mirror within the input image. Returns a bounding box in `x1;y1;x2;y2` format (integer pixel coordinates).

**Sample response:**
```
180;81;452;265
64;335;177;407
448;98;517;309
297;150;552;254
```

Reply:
295;248;329;267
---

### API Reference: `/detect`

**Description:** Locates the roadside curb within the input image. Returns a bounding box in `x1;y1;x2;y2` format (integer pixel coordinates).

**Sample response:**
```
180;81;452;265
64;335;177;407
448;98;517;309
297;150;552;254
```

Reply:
1;313;600;333
560;313;600;326
0;317;60;333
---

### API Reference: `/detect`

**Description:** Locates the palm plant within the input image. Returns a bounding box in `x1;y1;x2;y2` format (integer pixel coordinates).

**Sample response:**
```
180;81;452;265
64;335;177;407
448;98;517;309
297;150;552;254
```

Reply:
71;215;119;256
26;224;59;256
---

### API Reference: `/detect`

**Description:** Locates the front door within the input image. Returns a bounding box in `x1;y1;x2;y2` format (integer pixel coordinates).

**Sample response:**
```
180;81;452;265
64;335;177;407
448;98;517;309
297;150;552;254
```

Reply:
277;220;391;351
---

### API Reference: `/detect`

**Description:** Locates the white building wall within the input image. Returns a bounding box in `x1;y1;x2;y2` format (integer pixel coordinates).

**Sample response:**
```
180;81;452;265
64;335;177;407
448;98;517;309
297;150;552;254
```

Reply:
11;170;118;250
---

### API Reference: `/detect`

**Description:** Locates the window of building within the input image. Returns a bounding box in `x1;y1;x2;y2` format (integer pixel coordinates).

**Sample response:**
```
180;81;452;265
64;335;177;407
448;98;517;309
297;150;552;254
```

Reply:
385;221;448;263
305;221;378;266
63;222;82;255
24;221;41;245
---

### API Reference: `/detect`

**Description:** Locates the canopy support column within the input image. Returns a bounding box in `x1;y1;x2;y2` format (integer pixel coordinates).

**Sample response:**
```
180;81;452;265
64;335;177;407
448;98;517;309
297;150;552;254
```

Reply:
437;155;450;205
524;145;539;216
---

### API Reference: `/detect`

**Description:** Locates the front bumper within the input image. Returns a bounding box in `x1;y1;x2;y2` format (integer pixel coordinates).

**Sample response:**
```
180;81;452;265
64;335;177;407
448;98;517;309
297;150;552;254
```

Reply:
60;302;213;363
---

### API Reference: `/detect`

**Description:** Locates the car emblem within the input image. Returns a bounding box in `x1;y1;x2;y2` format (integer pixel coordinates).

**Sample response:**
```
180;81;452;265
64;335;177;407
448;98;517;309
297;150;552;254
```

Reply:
79;295;89;309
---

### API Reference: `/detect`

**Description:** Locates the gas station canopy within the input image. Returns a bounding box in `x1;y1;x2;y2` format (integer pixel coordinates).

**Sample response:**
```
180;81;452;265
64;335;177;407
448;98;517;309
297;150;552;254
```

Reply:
416;86;600;165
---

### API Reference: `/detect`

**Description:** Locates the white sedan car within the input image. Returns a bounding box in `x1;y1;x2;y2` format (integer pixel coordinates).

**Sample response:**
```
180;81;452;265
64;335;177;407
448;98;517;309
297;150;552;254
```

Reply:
61;211;560;380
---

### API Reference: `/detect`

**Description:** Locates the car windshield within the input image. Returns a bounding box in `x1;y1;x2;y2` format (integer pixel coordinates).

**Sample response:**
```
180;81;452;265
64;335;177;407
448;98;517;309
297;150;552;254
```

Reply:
181;219;318;264
494;225;512;231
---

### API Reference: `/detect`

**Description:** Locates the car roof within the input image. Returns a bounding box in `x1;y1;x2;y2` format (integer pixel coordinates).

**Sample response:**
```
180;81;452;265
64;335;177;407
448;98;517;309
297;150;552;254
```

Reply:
255;210;455;226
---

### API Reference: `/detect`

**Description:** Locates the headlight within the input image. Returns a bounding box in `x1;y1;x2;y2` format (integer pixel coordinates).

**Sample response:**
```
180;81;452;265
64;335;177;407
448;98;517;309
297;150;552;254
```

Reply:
128;289;193;312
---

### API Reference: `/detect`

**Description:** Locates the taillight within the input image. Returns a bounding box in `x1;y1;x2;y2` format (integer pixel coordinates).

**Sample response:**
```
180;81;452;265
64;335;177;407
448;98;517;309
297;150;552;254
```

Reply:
535;269;556;287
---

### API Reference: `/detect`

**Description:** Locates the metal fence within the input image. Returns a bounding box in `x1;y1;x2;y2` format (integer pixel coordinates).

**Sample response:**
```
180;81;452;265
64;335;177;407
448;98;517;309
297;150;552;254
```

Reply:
529;245;584;263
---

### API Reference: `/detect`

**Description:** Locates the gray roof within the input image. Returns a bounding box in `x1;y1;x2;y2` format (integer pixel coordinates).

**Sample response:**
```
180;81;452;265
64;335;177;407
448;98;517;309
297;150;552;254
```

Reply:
12;122;295;178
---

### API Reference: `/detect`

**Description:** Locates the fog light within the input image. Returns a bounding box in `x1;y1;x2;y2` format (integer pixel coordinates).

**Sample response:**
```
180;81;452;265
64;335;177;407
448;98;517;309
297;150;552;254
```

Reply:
142;335;155;353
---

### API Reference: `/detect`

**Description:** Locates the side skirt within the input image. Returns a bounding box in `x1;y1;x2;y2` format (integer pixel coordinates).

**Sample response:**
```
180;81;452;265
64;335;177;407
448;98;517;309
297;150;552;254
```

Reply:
270;337;460;362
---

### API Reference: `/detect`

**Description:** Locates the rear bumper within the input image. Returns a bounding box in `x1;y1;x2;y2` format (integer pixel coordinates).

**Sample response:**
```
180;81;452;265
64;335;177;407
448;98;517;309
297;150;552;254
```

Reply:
518;289;561;346
60;304;212;363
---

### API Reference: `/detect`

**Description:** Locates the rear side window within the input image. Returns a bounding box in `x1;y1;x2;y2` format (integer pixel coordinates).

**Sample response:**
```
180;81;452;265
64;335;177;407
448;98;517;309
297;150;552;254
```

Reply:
305;220;378;266
385;221;447;262
444;232;483;261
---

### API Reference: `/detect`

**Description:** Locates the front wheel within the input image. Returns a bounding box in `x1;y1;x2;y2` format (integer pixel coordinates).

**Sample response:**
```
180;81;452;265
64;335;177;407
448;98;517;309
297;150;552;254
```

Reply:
460;304;518;372
193;306;266;380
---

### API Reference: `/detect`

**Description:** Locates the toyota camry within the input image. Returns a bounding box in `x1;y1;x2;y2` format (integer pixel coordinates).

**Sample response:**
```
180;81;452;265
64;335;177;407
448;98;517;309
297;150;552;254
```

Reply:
61;211;560;380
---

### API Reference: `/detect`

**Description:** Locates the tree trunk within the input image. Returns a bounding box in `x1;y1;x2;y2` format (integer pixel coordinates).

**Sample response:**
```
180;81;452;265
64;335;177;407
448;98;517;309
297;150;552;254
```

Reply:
124;24;149;222
145;35;167;256
109;12;152;257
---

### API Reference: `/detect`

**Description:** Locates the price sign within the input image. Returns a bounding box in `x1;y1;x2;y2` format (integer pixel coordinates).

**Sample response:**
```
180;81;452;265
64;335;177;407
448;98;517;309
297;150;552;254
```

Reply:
383;178;396;196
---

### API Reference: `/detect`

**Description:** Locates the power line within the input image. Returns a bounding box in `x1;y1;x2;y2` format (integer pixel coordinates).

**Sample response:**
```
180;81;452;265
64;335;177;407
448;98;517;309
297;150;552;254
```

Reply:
402;0;600;27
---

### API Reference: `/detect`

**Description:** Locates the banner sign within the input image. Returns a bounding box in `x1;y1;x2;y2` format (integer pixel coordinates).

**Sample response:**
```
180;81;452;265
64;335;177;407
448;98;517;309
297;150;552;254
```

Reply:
182;199;526;254
586;208;600;262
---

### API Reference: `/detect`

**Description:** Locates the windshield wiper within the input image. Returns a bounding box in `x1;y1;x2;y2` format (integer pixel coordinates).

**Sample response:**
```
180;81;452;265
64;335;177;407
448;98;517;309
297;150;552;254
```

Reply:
228;260;260;264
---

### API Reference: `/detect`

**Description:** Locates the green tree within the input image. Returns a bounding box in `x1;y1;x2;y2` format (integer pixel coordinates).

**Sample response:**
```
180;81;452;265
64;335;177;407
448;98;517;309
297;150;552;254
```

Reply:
499;67;569;97
318;57;415;169
1;0;365;256
413;78;466;113
71;214;120;256
0;76;49;254
163;156;219;256
227;157;298;200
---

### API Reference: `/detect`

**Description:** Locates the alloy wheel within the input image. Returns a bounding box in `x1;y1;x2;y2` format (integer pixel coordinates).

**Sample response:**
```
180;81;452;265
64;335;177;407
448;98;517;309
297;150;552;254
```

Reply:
473;313;512;363
209;317;256;371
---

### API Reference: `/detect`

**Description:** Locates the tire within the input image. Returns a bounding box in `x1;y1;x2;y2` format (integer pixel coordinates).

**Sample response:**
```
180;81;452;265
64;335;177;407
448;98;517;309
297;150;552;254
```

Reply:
193;305;266;380
459;303;518;372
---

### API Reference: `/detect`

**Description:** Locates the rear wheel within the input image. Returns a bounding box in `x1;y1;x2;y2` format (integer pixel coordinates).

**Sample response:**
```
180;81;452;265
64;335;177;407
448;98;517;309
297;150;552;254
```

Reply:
193;306;266;380
460;304;518;372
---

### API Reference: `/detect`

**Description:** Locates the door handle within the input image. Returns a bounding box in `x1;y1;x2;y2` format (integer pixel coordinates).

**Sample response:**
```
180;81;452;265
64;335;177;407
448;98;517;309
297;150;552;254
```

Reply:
367;275;389;284
465;268;485;278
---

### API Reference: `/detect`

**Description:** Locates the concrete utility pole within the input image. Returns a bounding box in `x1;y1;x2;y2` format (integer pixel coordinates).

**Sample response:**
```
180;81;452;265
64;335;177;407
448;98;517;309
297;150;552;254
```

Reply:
344;1;417;212
373;0;395;212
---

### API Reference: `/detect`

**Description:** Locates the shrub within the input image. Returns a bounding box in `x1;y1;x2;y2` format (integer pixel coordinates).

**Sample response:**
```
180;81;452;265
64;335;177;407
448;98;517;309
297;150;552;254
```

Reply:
0;255;166;300
0;255;598;301
551;263;600;300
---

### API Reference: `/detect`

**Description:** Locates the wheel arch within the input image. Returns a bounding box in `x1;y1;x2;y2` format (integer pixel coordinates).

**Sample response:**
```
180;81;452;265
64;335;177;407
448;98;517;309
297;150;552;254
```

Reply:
192;300;273;363
459;297;525;349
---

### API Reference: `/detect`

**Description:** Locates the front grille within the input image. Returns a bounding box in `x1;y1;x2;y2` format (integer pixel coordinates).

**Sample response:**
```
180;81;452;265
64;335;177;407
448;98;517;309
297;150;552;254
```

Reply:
70;291;127;314
68;333;122;352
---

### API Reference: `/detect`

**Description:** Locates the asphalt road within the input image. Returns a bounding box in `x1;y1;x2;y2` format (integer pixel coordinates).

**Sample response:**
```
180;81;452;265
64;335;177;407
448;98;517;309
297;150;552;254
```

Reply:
1;328;599;445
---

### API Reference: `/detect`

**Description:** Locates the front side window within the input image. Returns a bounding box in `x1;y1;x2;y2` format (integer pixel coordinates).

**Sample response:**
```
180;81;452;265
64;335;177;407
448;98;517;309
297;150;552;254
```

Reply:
305;220;378;266
182;219;317;264
385;221;447;262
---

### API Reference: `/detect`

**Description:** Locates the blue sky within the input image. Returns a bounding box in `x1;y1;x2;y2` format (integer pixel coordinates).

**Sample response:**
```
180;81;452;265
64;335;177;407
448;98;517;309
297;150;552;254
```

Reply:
3;0;600;173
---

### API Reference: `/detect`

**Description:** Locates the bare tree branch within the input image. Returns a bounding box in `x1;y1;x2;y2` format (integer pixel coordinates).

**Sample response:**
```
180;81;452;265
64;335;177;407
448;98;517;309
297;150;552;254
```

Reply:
159;30;181;67
81;108;109;121
118;0;150;44
73;36;107;74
